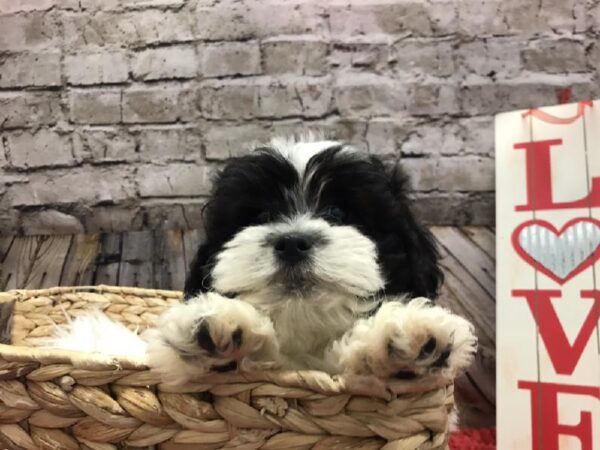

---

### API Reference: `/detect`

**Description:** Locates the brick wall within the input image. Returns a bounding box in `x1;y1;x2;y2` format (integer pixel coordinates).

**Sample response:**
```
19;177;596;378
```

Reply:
0;0;598;234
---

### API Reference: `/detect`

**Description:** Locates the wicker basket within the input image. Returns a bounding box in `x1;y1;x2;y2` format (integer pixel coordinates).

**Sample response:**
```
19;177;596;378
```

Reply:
0;286;454;450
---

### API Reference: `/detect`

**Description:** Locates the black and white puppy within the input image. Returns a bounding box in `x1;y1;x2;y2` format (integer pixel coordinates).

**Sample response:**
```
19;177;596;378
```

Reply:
145;137;477;384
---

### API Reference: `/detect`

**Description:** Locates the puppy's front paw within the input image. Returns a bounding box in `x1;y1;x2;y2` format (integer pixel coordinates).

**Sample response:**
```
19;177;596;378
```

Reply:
335;298;477;380
383;299;478;379
144;293;279;384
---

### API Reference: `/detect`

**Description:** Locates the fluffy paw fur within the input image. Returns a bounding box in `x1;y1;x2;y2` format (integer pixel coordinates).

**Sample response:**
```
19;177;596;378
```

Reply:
144;293;280;384
331;298;477;379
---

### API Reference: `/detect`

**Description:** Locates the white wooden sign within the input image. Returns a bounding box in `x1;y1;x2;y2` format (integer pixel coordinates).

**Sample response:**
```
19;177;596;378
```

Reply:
496;100;600;450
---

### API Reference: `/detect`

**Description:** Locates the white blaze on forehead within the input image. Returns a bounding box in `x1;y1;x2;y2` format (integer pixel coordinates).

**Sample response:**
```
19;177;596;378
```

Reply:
269;138;342;176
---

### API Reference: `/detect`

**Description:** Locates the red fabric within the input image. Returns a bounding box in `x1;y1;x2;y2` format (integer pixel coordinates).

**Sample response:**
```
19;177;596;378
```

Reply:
558;87;572;104
449;428;496;450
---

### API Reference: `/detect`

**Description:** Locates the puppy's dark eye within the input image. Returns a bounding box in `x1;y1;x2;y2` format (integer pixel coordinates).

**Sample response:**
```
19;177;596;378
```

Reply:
324;206;346;224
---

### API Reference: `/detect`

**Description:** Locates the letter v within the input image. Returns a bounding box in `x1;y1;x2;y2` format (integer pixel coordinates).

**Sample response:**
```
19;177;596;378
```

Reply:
512;289;599;375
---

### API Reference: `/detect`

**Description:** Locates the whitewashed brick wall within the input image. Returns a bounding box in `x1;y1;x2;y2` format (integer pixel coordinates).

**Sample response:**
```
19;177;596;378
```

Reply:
0;0;599;234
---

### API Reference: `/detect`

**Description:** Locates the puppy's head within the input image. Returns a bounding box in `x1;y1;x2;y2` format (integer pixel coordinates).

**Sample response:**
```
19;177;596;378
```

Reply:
185;139;442;302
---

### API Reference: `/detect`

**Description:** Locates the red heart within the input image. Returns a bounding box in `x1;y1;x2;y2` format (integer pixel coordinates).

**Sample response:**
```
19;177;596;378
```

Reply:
512;218;600;285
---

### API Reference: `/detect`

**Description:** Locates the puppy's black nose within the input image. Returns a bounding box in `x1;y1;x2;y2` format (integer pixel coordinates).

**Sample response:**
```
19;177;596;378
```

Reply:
274;234;313;265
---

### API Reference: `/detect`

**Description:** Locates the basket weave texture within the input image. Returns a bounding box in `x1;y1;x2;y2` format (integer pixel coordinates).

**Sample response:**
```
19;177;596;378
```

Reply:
0;286;454;450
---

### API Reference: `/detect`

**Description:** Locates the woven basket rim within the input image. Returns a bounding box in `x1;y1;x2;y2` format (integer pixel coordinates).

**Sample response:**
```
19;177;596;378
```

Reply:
1;285;452;399
0;284;184;301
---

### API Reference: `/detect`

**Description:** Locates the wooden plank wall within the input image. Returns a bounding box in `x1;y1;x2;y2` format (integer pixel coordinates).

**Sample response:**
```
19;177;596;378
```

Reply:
0;229;204;292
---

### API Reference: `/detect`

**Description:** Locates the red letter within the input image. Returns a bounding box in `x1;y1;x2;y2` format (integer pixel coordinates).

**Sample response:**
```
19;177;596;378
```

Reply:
519;381;599;450
514;139;600;211
513;290;599;374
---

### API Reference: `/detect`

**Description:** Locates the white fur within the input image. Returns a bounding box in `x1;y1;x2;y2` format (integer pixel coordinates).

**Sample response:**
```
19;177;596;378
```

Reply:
259;290;376;371
44;310;146;359
269;136;341;176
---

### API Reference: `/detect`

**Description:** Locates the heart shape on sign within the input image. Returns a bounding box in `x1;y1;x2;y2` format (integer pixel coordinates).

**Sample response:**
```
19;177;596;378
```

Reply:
512;218;600;284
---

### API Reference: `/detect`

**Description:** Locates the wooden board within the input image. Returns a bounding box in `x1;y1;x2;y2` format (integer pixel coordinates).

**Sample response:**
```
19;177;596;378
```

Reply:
0;236;71;289
119;230;155;287
182;228;205;270
496;100;600;450
93;233;122;285
26;236;72;288
433;226;495;297
154;229;186;291
454;347;496;428
59;234;100;286
0;236;15;291
0;236;14;261
530;103;599;450
432;226;496;350
1;236;38;290
461;226;495;260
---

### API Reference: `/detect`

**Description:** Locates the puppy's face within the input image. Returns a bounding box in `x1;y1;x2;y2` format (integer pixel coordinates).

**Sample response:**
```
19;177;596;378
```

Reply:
185;140;442;302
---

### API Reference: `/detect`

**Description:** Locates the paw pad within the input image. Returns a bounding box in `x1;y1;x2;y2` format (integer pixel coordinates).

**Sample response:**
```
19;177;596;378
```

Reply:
432;349;451;368
419;336;437;359
195;321;244;355
196;321;216;353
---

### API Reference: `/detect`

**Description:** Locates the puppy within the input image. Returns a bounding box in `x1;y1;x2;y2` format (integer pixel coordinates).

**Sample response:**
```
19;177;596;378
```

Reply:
145;137;477;384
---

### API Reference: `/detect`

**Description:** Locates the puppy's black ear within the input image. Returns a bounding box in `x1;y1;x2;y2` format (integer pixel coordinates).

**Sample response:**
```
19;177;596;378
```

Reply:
382;163;444;299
